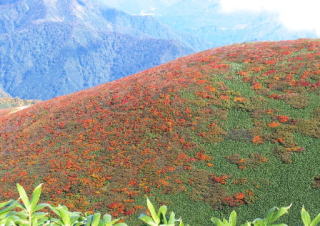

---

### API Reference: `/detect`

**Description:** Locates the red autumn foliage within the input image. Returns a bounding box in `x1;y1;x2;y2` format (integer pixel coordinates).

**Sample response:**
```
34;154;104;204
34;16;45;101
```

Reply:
211;174;230;184
234;192;246;200
277;115;290;123
195;151;212;161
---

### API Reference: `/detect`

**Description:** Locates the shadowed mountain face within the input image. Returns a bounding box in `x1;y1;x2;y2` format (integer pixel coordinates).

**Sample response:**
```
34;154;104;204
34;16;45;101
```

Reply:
0;0;192;100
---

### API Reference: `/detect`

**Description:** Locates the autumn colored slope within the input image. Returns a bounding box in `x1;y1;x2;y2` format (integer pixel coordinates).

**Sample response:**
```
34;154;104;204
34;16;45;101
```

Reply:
1;39;320;225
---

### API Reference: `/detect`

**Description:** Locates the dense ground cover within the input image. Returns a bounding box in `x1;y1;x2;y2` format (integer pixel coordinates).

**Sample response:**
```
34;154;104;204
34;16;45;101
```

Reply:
0;39;319;225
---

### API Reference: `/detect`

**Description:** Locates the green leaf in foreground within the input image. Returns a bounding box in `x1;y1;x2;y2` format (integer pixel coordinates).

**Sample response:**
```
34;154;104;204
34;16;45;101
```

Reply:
301;207;320;226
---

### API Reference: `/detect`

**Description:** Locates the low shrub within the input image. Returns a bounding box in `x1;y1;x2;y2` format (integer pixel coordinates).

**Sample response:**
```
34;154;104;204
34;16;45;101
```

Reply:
1;184;319;226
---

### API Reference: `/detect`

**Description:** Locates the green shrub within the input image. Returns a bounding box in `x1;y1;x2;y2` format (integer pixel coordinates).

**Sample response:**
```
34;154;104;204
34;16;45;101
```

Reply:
138;197;187;226
0;184;126;226
1;184;320;226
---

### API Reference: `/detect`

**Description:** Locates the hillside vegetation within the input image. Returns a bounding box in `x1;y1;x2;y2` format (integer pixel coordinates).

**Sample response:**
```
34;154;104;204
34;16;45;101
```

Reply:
0;39;319;225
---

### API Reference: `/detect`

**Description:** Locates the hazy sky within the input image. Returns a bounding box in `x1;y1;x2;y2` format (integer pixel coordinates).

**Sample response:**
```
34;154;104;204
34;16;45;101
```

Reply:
219;0;320;35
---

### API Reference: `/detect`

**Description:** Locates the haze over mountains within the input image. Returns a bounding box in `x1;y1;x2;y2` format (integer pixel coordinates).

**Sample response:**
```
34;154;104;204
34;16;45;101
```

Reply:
0;0;192;100
105;0;318;49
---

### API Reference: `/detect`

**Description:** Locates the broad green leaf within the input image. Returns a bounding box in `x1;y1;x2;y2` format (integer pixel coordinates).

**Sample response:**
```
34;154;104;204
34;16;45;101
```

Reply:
179;220;185;226
16;184;31;212
34;203;50;212
31;212;49;226
251;220;265;226
114;223;128;226
265;205;291;224
48;205;60;216
271;224;288;226
229;211;237;226
147;198;160;224
139;215;158;226
91;213;101;226
30;184;43;212
13;217;29;226
69;211;82;224
159;205;168;224
102;213;112;223
13;210;29;218
211;217;225;226
0;200;18;215
59;206;71;226
168;212;176;224
0;200;16;209
301;207;311;226
0;212;22;225
311;213;320;226
85;215;93;226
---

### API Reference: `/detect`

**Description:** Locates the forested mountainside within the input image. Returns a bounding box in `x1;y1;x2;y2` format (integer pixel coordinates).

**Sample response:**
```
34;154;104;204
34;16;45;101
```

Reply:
0;0;191;100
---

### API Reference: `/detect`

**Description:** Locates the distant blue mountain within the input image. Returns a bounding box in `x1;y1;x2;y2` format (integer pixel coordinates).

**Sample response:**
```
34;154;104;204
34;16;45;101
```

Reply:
105;0;318;50
0;0;192;100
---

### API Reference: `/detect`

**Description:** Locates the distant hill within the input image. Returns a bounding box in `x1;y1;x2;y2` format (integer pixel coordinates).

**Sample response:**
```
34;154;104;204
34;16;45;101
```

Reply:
0;39;319;225
105;0;318;50
0;0;192;100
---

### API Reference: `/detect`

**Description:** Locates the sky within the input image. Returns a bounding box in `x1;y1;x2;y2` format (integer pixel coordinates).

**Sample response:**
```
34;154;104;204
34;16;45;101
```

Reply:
219;0;320;35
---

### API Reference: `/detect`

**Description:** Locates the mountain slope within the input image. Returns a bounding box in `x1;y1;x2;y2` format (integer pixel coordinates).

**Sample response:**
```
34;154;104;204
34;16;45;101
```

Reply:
0;0;191;100
0;39;319;224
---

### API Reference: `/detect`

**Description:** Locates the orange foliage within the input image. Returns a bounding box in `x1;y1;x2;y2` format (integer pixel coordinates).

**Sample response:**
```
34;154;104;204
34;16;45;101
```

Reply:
252;82;262;90
268;122;281;128
234;192;245;200
252;136;264;144
195;152;212;161
234;97;246;102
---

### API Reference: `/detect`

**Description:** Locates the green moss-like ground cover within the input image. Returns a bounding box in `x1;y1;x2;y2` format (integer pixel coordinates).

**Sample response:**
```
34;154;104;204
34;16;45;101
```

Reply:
0;39;319;225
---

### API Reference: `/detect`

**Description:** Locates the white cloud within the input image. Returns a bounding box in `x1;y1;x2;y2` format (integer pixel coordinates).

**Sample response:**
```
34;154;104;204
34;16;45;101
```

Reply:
218;0;320;35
